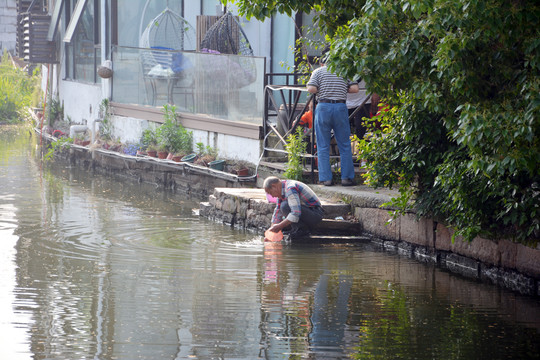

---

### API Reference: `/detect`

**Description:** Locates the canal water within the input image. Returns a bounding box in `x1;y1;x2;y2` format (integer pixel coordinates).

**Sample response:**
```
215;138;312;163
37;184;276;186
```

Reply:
1;125;540;360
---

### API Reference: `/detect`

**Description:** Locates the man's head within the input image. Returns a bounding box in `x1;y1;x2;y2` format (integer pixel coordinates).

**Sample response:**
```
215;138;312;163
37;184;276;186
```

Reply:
263;176;282;198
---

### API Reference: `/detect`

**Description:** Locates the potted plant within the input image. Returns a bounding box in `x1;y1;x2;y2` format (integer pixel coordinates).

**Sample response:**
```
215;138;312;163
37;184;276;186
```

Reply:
146;144;157;157
171;153;183;162
156;144;168;159
156;104;194;159
208;159;225;171
231;160;250;176
194;142;218;166
181;153;197;163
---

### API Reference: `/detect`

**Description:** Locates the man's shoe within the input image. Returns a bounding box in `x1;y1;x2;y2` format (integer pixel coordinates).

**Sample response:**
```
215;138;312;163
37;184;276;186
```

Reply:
322;180;334;186
341;179;356;187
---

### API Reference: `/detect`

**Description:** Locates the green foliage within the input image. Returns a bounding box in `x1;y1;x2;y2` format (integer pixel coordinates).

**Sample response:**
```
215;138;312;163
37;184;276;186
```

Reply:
98;98;113;141
226;0;364;36
140;127;158;150
195;142;218;158
45;94;63;127
44;137;73;161
0;51;39;123
284;127;308;180
235;0;540;243
156;104;193;153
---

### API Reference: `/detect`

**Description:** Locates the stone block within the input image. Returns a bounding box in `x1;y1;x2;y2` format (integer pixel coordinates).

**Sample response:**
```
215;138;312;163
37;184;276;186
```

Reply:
214;198;223;211
355;207;399;240
498;239;517;269
199;202;211;217
397;241;414;257
515;243;540;278
455;235;500;266
435;224;499;266
222;198;237;213
399;213;434;248
434;223;452;251
444;253;479;279
480;264;500;285
499;269;536;296
414;246;438;263
238;202;248;218
322;202;351;219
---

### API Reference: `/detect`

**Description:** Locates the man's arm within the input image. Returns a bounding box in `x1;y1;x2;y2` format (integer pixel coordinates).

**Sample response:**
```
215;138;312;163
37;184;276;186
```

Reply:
269;218;292;232
307;85;318;94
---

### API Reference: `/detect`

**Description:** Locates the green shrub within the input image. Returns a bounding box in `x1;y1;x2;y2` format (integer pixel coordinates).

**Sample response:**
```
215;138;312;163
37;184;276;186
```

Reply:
156;104;193;153
44;137;73;161
0;51;39;123
284;127;307;181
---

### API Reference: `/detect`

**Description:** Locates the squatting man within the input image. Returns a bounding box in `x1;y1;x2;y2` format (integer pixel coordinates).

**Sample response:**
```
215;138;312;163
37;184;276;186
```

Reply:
263;176;324;240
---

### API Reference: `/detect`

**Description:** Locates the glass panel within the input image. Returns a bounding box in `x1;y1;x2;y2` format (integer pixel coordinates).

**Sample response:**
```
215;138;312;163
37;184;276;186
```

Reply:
301;11;325;57
271;13;295;76
71;0;97;82
117;0;183;47
202;0;221;15
111;46;265;125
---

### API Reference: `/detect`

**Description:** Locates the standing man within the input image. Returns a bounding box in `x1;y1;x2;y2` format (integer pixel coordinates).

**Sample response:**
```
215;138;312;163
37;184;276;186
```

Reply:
264;176;324;240
307;45;359;186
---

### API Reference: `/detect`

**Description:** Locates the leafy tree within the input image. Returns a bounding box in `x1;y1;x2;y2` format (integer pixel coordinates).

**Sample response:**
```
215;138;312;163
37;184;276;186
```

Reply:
227;0;540;243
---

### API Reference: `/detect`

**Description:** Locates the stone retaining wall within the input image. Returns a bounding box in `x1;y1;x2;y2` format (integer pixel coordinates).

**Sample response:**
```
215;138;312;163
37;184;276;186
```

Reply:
353;204;540;296
201;186;540;297
40;132;257;200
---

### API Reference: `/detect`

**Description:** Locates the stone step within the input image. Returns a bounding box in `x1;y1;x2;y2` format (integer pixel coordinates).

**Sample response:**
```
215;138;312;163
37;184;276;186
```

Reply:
211;187;352;219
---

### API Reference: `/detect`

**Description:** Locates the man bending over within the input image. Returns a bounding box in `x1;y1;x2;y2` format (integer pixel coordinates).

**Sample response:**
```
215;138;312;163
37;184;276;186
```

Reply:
263;176;324;240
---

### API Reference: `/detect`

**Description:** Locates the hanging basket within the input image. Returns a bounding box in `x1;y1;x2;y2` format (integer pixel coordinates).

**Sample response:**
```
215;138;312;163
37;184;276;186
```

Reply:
97;65;113;79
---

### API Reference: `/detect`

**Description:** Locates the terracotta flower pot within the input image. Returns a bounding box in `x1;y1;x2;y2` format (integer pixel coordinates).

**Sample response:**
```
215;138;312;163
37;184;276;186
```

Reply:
146;150;157;157
236;168;249;177
157;151;168;159
172;155;182;162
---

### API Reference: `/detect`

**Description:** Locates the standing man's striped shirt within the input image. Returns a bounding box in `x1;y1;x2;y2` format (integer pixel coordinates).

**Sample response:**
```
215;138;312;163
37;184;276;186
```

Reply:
307;66;357;101
271;180;322;224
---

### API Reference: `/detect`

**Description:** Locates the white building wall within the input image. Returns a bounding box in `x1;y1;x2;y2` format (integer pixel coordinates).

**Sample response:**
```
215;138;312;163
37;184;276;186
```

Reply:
0;0;17;54
191;129;261;164
60;80;103;125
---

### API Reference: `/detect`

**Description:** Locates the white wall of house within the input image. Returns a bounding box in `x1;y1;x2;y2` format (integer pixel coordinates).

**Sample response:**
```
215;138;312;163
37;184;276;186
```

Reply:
0;0;17;54
192;129;261;164
60;81;102;125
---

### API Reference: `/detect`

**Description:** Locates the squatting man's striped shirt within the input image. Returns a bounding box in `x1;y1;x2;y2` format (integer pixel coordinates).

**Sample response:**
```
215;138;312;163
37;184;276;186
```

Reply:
271;180;322;224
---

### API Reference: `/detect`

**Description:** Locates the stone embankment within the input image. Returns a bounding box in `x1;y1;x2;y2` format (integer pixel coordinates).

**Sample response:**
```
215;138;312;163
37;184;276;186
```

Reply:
200;186;540;297
36;126;540;297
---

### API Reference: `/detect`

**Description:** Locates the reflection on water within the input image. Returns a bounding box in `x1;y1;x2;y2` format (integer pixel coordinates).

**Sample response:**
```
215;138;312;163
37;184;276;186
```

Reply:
1;126;540;359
